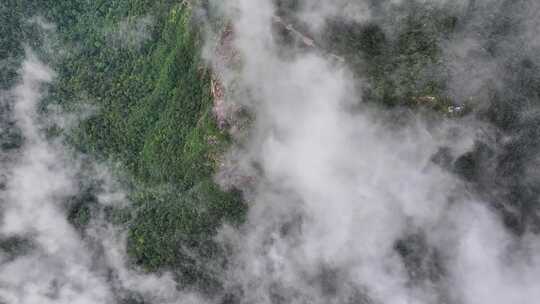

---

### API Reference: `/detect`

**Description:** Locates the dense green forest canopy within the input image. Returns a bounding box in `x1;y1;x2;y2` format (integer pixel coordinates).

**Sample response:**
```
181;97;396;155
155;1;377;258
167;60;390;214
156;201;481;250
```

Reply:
3;0;540;299
1;0;246;290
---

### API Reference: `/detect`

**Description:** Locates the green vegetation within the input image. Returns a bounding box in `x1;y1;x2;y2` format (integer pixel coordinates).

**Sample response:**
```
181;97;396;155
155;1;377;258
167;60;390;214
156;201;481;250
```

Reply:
1;0;246;290
50;1;246;286
323;5;458;109
272;2;462;112
1;0;471;293
0;1;26;90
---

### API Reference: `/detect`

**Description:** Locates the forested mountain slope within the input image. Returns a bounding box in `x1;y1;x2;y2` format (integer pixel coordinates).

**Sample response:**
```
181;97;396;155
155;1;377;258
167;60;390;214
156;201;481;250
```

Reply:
2;1;540;303
1;0;246;292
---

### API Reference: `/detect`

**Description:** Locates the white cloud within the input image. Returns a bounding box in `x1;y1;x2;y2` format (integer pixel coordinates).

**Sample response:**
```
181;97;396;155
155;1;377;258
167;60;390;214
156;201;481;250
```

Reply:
0;50;206;304
208;1;540;303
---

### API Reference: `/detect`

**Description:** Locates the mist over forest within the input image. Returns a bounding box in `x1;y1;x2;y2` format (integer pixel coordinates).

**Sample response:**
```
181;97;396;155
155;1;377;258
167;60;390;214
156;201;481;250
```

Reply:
1;1;540;303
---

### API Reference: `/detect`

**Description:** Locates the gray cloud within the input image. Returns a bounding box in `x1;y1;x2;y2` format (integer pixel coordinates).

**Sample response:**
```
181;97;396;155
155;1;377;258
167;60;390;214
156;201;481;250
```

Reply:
3;2;540;304
0;51;113;304
206;1;540;303
0;50;206;304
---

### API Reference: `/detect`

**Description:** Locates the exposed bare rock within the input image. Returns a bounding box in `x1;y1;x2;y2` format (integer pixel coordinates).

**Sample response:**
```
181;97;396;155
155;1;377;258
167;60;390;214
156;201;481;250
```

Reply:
272;15;345;62
211;76;228;129
414;96;438;104
209;17;350;193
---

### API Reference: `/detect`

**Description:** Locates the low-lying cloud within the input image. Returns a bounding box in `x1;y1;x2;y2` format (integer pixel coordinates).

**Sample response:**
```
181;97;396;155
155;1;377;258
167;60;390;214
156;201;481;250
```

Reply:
208;0;540;303
3;1;540;303
0;50;204;304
